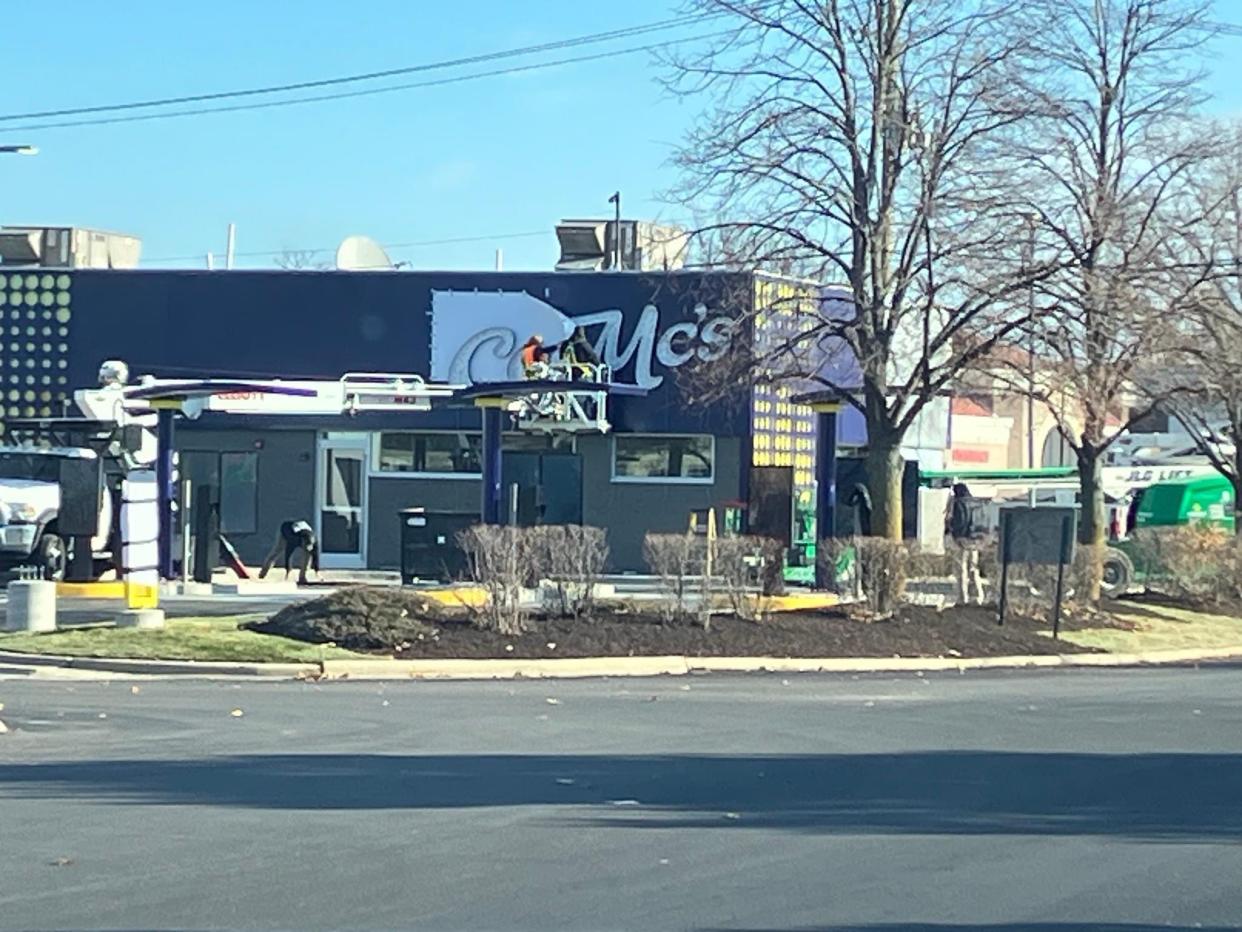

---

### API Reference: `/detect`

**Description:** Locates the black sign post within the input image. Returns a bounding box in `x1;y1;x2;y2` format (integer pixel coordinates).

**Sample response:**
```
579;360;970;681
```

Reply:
1050;513;1075;639
996;506;1078;634
997;517;1014;627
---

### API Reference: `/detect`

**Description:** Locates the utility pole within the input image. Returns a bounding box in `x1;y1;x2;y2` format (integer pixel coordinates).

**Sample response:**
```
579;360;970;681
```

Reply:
225;223;237;270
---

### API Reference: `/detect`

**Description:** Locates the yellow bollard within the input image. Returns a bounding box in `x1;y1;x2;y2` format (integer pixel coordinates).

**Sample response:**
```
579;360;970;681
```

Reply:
125;579;160;610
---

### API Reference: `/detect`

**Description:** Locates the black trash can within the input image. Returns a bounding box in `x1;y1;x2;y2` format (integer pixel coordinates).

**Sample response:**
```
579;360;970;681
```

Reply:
399;508;475;583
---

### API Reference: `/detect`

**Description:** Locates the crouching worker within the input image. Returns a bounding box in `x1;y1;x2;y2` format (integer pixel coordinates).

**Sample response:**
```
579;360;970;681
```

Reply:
259;519;320;585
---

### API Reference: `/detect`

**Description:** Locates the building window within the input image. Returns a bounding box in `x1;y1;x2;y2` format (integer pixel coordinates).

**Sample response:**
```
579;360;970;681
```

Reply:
612;435;714;483
1041;428;1075;468
375;432;481;476
219;452;258;534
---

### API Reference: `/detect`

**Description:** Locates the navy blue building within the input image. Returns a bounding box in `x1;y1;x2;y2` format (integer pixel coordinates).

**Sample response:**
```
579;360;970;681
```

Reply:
1;268;819;571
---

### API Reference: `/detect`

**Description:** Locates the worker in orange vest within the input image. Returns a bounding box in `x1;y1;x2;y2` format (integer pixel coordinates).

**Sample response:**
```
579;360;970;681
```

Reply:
520;334;547;376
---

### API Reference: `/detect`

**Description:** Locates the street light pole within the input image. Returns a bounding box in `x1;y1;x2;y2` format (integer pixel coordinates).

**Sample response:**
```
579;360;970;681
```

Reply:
608;191;621;270
1024;216;1037;469
1024;215;1038;507
0;145;38;156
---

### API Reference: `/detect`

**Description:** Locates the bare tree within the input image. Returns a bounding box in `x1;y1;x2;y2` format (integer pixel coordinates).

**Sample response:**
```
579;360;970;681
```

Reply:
664;0;1048;539
275;249;330;270
1155;123;1242;532
1006;0;1215;599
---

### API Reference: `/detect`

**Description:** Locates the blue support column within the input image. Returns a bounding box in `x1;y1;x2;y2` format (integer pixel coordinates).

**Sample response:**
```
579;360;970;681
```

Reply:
156;407;176;579
479;403;503;525
814;406;840;590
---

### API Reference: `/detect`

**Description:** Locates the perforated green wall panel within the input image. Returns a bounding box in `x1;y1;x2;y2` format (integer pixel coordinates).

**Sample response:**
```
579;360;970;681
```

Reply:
0;271;72;421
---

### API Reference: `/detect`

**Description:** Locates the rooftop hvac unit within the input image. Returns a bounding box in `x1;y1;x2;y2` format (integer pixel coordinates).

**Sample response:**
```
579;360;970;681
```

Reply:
555;221;610;271
0;229;42;265
0;226;142;269
554;219;687;272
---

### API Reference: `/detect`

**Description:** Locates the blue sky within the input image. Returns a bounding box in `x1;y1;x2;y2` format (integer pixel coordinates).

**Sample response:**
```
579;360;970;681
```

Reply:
3;0;1240;271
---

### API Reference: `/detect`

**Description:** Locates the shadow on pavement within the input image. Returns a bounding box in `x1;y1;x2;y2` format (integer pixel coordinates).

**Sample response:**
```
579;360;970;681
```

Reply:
1;750;1239;842
697;925;1242;931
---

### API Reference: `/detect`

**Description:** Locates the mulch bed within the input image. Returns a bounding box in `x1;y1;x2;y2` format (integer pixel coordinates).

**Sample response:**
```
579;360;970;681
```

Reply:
246;588;1115;659
245;588;448;652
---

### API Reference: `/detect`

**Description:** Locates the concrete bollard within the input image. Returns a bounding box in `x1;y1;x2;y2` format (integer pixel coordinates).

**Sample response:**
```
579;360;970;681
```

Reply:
115;608;165;630
5;580;57;633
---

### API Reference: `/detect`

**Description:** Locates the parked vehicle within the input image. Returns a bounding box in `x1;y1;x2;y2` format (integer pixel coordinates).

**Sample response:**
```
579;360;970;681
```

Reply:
1132;474;1235;532
0;447;115;580
1102;474;1235;595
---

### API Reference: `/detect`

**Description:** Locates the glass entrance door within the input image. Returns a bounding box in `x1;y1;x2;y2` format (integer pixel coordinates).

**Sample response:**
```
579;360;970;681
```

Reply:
316;434;368;569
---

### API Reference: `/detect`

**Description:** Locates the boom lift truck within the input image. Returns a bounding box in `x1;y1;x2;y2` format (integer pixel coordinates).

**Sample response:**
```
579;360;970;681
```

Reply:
0;359;642;582
0;418;148;581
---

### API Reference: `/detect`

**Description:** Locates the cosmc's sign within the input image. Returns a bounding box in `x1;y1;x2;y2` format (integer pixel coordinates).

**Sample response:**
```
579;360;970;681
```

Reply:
429;290;733;390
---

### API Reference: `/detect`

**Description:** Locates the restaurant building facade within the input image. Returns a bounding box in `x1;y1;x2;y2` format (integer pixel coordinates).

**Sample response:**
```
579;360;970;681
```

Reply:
0;268;841;571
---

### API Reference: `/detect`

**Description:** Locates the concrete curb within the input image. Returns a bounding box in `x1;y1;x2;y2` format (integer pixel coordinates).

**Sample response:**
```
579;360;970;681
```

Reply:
320;656;692;680
0;646;1240;679
0;649;318;678
687;647;1242;674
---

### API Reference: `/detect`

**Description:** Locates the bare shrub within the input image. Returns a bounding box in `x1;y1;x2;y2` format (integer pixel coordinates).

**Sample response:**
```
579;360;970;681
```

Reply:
855;538;909;616
908;541;1000;588
818;537;908;617
906;544;956;580
1002;552;1083;617
756;537;787;598
990;539;1096;618
1129;527;1242;604
1128;529;1166;585
817;538;859;599
456;525;533;635
643;532;708;626
528;524;610;620
713;535;785;622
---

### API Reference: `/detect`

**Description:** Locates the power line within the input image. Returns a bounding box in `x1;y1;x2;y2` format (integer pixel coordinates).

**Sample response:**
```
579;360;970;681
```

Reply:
142;230;551;265
0;15;706;124
145;217;694;265
7;8;1232;128
2;33;725;133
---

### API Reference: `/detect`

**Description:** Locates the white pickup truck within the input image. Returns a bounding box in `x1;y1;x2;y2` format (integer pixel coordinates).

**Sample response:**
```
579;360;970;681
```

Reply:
0;447;113;580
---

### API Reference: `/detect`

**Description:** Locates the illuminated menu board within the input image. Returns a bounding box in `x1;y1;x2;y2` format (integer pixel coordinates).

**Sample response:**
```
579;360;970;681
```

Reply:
750;276;819;494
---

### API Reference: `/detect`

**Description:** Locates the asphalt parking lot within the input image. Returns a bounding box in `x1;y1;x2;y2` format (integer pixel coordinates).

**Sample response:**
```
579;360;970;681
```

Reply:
1;666;1239;930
